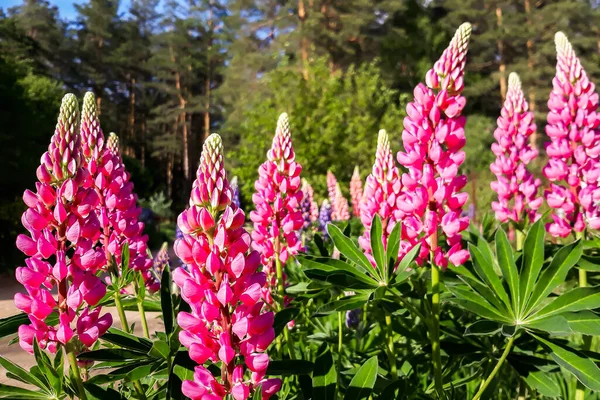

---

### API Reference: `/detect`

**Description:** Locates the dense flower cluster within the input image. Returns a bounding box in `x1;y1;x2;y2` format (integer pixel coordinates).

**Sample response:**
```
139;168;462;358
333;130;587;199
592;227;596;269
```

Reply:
359;130;405;263
153;242;170;277
334;183;350;221
250;113;304;305
79;93;158;292
174;134;280;400
490;73;542;224
543;32;600;237
318;199;332;239
15;94;111;353
231;176;241;208
300;179;318;230
396;23;472;269
350;166;363;217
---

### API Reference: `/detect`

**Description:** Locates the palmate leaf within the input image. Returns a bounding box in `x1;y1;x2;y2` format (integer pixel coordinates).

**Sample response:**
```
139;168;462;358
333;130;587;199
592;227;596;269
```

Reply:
327;223;376;276
447;285;512;323
518;219;545;316
344;356;378;400
298;255;380;289
314;294;371;316
532;335;600;391
0;384;49;399
468;244;513;316
386;221;402;278
495;229;520;312
524;370;561;397
0;356;48;391
160;264;174;335
369;216;386;279
527;287;600;322
563;311;600;335
312;343;336;400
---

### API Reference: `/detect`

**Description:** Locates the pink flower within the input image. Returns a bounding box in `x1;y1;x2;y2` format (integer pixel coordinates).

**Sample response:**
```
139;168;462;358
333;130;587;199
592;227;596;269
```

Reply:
174;134;279;398
327;171;351;221
359;130;414;264
16;93;111;353
250;113;304;306
490;73;542;224
543;32;600;237
350;166;363;217
396;23;472;269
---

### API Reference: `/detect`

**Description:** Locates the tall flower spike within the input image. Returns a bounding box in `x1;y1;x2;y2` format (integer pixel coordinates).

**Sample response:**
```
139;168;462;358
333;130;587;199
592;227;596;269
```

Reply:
79;94;158;293
334;183;350;221
231;176;241;208
326;171;339;220
359;130;407;264
250;113;304;307
350;166;363;217
300;179;318;230
174;134;280;399
397;23;472;269
543;32;600;237
16;93;111;354
318;199;332;239
490;73;542;224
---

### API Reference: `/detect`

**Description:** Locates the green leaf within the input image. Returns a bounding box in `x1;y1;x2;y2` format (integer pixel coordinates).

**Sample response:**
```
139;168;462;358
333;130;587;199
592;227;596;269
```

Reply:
470;243;512;315
0;356;47;391
532;335;600;391
524;371;560;397
447;285;511;322
464;320;502;336
396;243;420;274
101;328;153;352
524;240;582;315
0;384;49;399
344;356;378;400
273;308;300;338
173;364;194;381
386;221;402;278
519;219;545;315
495;229;520;312
524;315;571;335
528;287;600;321
578;254;600;271
299;255;380;289
312;343;336;400
369;215;385;280
32;339;60;394
266;360;315;375
77;348;150;362
314;294;370;316
0;313;28;340
564;311;600;335
149;340;171;359
83;382;126;400
161;264;174;335
327;223;374;273
121;242;130;275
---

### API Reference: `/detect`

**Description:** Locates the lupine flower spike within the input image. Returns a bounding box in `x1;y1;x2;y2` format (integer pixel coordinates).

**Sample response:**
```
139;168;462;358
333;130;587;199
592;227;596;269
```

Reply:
359;130;405;264
397;22;472;269
231;176;241;208
318;199;332;239
350;166;363;217
490;73;542;225
153;242;170;278
334;183;351;221
16;94;112;354
326;170;339;220
250;113;304;307
79;92;158;293
174;134;281;399
543;32;600;237
300;179;318;230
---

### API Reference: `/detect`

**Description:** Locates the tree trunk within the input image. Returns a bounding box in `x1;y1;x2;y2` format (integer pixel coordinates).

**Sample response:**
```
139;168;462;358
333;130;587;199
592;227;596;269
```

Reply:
128;76;136;158
169;44;189;181
299;0;309;80
96;94;102;116
141;119;146;168
496;7;506;101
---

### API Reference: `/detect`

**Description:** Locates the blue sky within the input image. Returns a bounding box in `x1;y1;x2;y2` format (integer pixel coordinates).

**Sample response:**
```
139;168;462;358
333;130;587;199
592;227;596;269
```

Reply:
0;0;130;20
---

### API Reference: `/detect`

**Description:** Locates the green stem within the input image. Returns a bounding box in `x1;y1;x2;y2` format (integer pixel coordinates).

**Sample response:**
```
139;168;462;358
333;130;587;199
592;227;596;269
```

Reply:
391;292;430;329
337;311;344;373
133;278;150;339
133;380;147;400
431;262;443;397
66;344;88;400
275;255;296;359
515;229;524;252
576;229;588;400
384;314;397;380
472;336;515;400
114;291;130;333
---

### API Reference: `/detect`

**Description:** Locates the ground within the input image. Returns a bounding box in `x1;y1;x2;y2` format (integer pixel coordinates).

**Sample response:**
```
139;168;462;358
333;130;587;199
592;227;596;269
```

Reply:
0;274;164;388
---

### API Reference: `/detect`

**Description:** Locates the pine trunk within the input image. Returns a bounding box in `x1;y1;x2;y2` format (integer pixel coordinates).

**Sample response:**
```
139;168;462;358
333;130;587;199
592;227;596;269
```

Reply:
170;44;189;181
496;7;506;101
299;0;309;80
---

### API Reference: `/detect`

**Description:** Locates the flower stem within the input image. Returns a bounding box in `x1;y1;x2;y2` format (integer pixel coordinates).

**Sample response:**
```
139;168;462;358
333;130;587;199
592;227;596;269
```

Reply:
65;344;88;400
337;310;344;372
384;314;397;380
275;255;296;359
576;231;589;400
515;229;524;251
472;336;515;400
114;291;130;333
133;380;147;400
431;261;443;397
133;278;150;339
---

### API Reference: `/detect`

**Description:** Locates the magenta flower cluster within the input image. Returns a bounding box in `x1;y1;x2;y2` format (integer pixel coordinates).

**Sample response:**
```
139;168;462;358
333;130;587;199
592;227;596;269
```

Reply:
250;113;304;305
15;94;112;354
396;23;472;268
543;32;600;237
350;166;363;218
174;134;280;400
490;73;542;224
327;170;350;221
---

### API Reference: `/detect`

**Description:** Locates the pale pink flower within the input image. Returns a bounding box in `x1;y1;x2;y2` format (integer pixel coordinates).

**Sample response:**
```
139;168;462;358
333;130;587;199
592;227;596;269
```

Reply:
350;166;363;217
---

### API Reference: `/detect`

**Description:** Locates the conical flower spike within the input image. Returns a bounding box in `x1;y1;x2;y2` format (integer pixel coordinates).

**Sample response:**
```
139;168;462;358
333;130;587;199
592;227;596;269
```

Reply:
37;94;82;184
80;92;104;160
251;113;304;307
174;133;280;399
300;179;318;230
543;32;600;236
426;22;472;94
359;130;406;264
397;23;472;269
107;132;119;155
326;170;339;220
334;183;350;221
490;73;542;224
350;166;363;217
318;199;332;239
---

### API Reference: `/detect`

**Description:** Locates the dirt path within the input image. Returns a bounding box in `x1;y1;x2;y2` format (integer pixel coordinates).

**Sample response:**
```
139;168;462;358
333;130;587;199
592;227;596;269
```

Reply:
0;275;164;387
